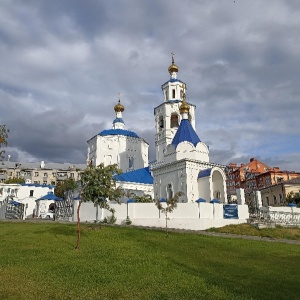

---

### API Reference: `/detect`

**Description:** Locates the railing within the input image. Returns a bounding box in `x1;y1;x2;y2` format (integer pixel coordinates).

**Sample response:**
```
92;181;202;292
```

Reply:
250;209;300;226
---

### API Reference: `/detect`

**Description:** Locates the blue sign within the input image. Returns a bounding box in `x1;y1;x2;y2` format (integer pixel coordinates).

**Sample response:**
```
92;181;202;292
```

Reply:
223;204;238;219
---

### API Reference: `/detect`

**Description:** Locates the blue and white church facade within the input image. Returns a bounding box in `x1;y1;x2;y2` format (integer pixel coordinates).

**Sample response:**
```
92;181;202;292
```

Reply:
87;94;149;173
87;57;227;204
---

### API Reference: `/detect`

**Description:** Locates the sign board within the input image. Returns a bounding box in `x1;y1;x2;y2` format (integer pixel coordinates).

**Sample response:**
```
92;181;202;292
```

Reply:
223;204;238;219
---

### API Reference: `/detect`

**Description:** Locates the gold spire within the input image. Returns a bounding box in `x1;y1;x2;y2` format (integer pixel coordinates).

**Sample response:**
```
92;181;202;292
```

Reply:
114;93;124;112
179;83;189;114
168;52;179;74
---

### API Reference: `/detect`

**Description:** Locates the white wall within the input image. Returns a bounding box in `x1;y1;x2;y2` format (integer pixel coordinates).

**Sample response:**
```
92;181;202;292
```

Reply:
73;201;249;231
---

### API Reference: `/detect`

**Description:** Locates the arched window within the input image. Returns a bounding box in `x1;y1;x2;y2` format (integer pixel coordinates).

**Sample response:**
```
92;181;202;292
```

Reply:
159;116;164;130
167;183;173;199
170;113;179;128
129;157;134;169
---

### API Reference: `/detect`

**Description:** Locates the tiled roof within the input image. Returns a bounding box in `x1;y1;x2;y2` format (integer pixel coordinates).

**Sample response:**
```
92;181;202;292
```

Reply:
284;176;300;185
99;129;139;138
171;119;201;149
38;191;63;201
114;167;153;184
198;168;212;178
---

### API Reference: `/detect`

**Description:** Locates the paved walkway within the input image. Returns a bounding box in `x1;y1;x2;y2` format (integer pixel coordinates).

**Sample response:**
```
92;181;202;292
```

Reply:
134;225;300;245
1;219;300;245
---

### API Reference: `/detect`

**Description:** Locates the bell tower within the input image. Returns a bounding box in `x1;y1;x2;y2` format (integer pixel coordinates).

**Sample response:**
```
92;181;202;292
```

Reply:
154;54;196;163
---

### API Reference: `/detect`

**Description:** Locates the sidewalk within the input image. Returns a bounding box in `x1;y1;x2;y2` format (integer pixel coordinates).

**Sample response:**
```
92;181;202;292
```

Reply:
1;219;300;245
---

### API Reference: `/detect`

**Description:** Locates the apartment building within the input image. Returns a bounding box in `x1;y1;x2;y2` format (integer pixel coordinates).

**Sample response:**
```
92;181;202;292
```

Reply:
226;158;300;204
0;161;86;185
260;176;300;207
226;158;272;197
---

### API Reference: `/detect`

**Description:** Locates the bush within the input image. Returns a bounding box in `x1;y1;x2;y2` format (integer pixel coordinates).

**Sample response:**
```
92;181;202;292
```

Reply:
102;214;117;224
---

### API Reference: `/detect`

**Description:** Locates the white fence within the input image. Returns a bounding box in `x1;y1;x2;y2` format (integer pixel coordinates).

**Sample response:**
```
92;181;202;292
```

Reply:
255;206;300;226
71;201;249;231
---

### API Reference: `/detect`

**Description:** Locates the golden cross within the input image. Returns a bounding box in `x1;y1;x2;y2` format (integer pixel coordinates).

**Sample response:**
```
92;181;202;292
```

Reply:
171;52;174;64
117;93;121;102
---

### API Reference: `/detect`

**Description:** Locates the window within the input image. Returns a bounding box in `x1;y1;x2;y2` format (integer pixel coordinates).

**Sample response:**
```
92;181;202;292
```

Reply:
170;114;179;128
129;157;134;169
43;181;47;185
266;196;269;206
279;194;283;203
70;173;74;178
29;190;34;197
159;116;164;130
35;172;39;177
44;173;48;177
273;195;277;204
172;89;175;98
167;184;173;199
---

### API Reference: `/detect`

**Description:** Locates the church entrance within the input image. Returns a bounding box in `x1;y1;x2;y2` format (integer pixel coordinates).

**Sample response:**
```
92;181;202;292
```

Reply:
211;170;226;202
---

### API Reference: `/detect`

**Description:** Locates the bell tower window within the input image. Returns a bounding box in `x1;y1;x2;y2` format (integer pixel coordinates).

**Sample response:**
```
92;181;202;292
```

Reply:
159;116;164;130
170;114;179;128
172;89;175;99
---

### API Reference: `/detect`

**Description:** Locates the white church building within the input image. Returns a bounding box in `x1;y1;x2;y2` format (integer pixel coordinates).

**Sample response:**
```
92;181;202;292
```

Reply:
87;56;227;204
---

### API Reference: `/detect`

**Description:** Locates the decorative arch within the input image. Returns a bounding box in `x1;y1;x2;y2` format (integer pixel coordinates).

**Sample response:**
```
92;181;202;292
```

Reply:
211;168;227;203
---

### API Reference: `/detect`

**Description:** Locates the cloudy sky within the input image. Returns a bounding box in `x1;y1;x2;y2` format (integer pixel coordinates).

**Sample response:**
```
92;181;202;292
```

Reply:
0;0;299;171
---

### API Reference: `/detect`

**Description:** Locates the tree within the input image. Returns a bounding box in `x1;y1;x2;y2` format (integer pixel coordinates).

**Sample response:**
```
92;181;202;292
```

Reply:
0;125;9;162
133;193;153;203
4;177;25;184
286;191;300;206
76;163;122;249
123;190;152;203
154;191;184;235
54;178;77;199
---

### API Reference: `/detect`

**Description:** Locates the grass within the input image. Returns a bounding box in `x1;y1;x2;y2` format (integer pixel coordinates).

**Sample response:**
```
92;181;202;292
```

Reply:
206;223;300;240
0;222;299;300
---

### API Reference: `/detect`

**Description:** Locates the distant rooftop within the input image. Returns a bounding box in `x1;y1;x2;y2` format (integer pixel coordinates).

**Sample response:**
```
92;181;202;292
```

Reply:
0;161;86;171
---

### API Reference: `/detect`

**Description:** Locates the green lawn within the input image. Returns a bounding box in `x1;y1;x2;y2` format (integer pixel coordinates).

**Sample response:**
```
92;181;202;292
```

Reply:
0;222;299;300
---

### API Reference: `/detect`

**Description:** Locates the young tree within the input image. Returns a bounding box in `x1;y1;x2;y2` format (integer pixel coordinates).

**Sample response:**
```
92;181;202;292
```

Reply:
155;191;184;235
76;163;122;249
0;125;9;162
54;178;77;199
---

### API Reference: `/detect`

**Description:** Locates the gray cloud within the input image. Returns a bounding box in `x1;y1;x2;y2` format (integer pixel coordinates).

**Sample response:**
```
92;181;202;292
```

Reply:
0;0;299;171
